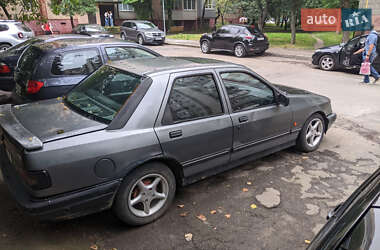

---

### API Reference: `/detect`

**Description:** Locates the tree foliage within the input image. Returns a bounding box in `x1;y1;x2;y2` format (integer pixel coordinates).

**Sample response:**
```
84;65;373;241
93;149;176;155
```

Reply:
0;0;41;21
50;0;96;28
123;0;153;20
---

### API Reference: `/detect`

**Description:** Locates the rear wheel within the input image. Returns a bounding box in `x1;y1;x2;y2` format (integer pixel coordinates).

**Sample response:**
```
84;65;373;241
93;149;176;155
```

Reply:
201;40;211;53
121;32;127;40
137;35;144;45
0;43;11;52
296;114;325;152
113;162;176;226
234;44;247;57
319;55;335;71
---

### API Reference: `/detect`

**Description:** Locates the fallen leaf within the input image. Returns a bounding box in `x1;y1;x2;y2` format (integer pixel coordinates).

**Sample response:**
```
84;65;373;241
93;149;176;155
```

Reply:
302;156;309;160
180;212;188;217
56;129;64;134
225;214;231;219
0;113;4;117
250;204;257;209
57;97;62;100
111;248;117;250
63;106;68;111
28;137;33;142
304;240;311;244
185;233;193;242
246;181;252;185
242;188;248;192
210;210;217;214
14;106;19;110
196;214;207;222
226;184;231;188
177;204;185;208
90;245;98;250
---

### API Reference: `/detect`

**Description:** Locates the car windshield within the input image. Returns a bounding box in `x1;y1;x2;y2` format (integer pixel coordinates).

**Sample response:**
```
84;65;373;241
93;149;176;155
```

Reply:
85;25;106;32
136;22;156;29
66;66;142;123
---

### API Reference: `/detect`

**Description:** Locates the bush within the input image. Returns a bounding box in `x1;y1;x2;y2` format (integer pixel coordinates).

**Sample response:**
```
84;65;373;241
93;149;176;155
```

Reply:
105;26;120;34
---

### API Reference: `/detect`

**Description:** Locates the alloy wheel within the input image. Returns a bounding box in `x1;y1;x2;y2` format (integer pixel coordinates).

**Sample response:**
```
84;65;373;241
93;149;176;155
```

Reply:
235;45;245;57
305;118;324;148
121;33;126;40
128;173;169;217
320;56;334;70
138;36;144;45
201;41;209;53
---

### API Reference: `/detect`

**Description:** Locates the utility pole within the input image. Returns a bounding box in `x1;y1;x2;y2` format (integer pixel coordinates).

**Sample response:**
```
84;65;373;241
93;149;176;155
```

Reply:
162;0;166;36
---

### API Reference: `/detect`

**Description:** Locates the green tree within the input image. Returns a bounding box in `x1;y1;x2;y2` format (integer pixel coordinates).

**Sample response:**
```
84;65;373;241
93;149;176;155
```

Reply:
50;0;96;28
215;0;234;26
124;0;153;20
0;0;41;21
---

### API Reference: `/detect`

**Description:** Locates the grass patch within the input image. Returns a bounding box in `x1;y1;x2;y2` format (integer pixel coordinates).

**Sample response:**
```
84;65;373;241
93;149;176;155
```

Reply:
266;33;316;49
167;33;202;40
313;32;343;47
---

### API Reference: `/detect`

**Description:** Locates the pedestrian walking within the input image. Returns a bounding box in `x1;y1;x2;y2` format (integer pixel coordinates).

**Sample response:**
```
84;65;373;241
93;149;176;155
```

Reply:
104;11;109;26
354;25;379;84
108;11;114;27
41;22;53;35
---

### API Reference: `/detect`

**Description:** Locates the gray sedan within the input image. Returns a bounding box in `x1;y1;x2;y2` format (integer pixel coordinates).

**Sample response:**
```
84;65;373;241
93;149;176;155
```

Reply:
0;57;336;225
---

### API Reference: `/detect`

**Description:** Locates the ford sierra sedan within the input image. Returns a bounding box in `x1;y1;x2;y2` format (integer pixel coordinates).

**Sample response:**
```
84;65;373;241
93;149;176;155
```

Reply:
0;57;336;225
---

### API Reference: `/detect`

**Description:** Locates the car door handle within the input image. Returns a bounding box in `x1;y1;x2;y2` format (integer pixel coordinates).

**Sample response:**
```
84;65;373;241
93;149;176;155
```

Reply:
238;116;249;123
169;130;182;139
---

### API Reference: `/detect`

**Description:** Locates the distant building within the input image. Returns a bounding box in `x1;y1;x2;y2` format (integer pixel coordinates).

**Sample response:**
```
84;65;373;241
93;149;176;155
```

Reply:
359;0;380;30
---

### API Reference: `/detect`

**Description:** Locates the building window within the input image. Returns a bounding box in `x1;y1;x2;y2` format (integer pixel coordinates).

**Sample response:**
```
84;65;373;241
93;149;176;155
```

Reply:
205;0;214;9
119;3;134;12
183;0;195;10
174;0;182;10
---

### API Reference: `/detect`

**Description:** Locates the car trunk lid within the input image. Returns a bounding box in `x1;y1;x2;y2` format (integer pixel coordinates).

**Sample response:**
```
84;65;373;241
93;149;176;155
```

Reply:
0;99;107;150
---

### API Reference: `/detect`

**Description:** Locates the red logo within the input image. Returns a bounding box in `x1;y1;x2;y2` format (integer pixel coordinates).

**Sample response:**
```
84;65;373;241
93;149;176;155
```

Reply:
301;8;341;31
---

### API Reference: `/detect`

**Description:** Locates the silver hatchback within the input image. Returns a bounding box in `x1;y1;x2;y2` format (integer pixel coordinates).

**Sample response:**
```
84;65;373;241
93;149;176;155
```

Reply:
0;20;35;51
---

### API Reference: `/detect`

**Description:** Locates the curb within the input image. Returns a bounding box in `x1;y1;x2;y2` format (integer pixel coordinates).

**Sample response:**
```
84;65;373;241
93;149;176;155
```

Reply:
165;40;199;48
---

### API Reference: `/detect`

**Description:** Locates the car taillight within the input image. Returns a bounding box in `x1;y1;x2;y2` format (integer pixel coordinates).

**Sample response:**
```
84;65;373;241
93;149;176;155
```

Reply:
17;32;24;39
27;80;44;94
0;62;10;73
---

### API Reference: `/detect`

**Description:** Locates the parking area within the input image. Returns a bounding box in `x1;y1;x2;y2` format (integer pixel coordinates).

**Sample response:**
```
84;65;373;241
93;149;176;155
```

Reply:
0;44;379;250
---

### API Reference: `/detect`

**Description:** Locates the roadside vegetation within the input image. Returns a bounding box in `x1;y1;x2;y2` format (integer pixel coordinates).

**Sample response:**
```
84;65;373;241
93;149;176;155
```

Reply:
167;32;344;50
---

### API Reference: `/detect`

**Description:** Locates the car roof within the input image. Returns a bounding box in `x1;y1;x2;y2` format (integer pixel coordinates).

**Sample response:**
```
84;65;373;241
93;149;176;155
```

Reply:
31;38;137;51
107;57;240;76
36;34;90;41
124;20;153;23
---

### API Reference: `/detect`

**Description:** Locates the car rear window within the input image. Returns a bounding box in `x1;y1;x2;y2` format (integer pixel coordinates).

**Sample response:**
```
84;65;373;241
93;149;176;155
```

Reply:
17;46;43;75
245;26;262;35
51;49;102;76
5;38;41;56
66;66;143;123
15;23;32;32
105;47;157;61
0;24;9;32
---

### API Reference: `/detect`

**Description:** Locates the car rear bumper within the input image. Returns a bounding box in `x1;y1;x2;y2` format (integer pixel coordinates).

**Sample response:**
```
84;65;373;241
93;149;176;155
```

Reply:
0;145;121;221
246;42;269;54
326;113;337;131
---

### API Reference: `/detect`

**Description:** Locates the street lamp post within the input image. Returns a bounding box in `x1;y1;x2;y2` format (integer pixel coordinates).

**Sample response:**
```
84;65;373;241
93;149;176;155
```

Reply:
162;0;166;36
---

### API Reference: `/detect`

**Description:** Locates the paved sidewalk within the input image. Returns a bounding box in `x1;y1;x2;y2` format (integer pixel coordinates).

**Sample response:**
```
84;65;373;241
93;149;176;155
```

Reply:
165;38;315;61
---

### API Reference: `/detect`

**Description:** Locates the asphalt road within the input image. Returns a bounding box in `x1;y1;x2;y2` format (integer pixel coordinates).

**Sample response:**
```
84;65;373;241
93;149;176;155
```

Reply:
0;44;379;250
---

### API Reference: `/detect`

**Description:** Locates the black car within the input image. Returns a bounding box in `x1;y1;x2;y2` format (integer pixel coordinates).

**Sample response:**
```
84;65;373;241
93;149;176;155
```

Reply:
312;34;380;71
0;35;88;91
72;24;114;38
308;167;380;250
200;25;269;57
120;20;165;45
11;38;161;103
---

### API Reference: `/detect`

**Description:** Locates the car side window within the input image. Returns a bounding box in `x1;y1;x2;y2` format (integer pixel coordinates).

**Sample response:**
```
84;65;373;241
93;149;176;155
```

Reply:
51;49;102;76
162;74;224;125
131;23;137;29
123;22;130;28
217;27;229;34
220;72;275;112
345;37;359;51
105;47;157;61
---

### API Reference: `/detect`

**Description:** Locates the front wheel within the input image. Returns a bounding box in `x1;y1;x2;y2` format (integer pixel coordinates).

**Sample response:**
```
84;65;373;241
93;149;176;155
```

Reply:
319;55;335;71
121;32;127;40
137;35;144;45
201;40;211;53
0;43;11;52
296;114;325;152
234;44;247;57
113;162;176;226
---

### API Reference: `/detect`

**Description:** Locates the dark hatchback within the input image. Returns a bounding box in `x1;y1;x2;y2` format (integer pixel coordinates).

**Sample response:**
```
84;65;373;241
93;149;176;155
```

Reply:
11;38;161;103
200;24;269;57
0;35;88;91
308;167;380;250
312;34;380;71
72;24;114;38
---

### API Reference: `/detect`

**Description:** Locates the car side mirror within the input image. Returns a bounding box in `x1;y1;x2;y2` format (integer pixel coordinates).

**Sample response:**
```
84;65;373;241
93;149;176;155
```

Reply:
275;92;289;106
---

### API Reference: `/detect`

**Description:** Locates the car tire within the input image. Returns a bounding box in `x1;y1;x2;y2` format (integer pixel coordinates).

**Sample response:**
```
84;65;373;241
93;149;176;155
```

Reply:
0;43;11;52
296;113;325;153
121;32;127;40
319;55;335;71
201;40;211;54
113;162;176;226
234;44;247;57
137;35;144;45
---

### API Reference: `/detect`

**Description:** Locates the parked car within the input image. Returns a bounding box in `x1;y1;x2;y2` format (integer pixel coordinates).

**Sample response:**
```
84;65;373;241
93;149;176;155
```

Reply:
312;34;380;71
0;57;336;225
200;24;269;57
308;167;380;250
0;20;34;51
120;20;165;45
72;24;114;38
11;38;161;103
0;34;88;91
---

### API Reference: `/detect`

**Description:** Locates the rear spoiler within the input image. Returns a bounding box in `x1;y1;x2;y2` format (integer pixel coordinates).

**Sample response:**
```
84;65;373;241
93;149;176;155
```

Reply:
0;104;42;151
